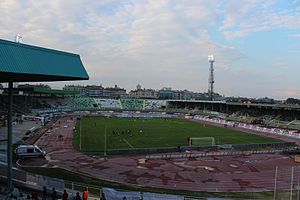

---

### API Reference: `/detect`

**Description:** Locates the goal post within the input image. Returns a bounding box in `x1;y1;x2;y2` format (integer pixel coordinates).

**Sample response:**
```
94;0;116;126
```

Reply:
189;137;215;147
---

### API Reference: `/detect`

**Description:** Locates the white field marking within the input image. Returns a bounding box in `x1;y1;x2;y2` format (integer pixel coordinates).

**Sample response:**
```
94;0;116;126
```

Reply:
123;138;134;148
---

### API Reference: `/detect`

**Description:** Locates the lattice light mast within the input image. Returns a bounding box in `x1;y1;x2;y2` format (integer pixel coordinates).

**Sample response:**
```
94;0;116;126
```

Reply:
208;54;215;101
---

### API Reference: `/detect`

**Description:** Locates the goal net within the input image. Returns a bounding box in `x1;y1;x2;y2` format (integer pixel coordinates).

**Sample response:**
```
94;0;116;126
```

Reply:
189;137;215;147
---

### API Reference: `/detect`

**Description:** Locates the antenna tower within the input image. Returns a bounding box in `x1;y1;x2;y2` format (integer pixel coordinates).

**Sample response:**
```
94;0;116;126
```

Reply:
15;34;23;43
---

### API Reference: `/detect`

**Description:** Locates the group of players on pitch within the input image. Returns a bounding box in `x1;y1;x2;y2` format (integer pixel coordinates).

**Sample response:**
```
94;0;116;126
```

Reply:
112;129;144;137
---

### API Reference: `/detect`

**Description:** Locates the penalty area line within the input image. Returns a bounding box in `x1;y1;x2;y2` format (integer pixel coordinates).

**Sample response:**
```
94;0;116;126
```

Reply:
123;138;134;148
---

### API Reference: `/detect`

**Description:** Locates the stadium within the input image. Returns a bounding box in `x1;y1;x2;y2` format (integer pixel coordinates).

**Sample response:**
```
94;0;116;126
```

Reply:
2;56;300;199
1;24;300;200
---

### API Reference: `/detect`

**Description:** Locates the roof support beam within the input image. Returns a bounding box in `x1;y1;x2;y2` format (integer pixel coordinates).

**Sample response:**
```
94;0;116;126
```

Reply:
7;81;13;192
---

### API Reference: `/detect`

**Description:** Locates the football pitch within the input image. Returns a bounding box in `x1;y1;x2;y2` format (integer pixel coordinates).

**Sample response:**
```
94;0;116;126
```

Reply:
73;116;280;151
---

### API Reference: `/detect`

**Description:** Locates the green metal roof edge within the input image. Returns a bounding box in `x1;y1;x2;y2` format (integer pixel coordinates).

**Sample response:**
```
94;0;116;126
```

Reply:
0;38;89;81
0;39;78;57
33;87;80;94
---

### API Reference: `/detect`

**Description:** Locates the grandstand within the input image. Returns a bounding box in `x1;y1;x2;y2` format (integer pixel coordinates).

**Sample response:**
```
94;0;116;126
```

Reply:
144;99;166;110
100;99;167;110
0;38;89;195
168;100;300;130
287;120;300;130
73;97;98;110
95;98;121;109
32;98;74;114
226;111;257;123
120;99;144;110
2;93;300;131
2;92;300;131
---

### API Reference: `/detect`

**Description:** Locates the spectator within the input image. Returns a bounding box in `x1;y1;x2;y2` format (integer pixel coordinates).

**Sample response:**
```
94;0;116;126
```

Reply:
31;191;38;200
42;186;47;200
62;190;68;200
10;187;20;199
100;191;106;200
82;187;88;200
51;188;57;200
74;192;81;200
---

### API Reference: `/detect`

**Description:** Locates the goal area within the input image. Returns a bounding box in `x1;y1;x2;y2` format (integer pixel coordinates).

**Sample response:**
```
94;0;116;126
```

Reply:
189;137;215;147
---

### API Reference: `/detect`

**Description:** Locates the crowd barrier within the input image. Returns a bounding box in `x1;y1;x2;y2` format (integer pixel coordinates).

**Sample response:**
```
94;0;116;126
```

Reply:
114;112;179;119
145;149;283;160
102;187;185;200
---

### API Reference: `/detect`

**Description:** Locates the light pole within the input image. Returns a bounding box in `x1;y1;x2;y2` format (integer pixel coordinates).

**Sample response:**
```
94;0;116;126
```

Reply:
290;167;294;200
273;166;278;200
104;126;107;157
7;81;13;192
79;119;82;151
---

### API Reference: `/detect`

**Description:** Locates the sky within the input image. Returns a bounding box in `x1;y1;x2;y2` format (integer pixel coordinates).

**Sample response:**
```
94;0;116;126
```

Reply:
1;0;300;99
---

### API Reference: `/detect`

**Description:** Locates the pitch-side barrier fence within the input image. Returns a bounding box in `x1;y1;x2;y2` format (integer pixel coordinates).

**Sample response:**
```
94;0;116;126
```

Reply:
81;142;296;156
145;149;283;160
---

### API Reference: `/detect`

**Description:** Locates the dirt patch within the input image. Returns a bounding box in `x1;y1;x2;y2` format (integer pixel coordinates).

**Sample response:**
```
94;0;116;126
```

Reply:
141;162;163;169
248;165;259;172
232;178;250;189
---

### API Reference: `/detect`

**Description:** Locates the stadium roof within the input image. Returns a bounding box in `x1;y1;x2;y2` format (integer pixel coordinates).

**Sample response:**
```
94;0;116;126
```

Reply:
226;102;300;109
0;39;89;82
168;100;300;110
167;100;226;104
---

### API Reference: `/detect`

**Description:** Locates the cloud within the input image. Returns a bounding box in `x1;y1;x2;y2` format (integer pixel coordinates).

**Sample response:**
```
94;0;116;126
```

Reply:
289;34;300;38
219;0;300;40
0;0;300;98
273;89;300;99
0;0;239;92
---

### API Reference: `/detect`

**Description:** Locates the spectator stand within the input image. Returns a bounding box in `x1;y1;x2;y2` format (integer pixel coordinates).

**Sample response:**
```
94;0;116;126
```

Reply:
0;38;88;194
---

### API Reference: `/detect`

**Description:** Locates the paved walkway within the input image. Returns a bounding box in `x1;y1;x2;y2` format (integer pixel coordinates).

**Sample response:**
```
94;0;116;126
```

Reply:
17;117;300;192
0;120;41;150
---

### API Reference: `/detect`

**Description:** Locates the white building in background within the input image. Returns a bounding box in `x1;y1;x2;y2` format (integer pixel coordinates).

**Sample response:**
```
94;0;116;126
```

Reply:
62;83;225;100
136;84;142;90
175;90;193;100
63;84;126;99
129;84;158;99
129;89;158;99
86;85;104;97
103;85;127;99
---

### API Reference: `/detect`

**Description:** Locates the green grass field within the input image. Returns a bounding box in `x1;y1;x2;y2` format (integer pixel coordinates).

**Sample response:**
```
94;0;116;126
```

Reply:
73;116;280;151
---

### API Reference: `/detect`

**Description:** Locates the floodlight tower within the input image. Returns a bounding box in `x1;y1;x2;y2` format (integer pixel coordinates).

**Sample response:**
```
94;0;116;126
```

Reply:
208;54;215;101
